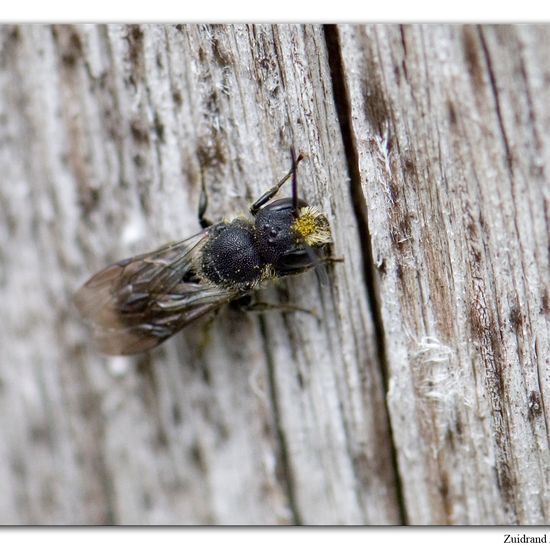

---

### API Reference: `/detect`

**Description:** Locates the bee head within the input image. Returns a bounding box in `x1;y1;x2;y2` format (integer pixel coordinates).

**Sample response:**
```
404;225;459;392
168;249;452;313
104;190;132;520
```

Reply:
254;198;331;275
251;148;332;276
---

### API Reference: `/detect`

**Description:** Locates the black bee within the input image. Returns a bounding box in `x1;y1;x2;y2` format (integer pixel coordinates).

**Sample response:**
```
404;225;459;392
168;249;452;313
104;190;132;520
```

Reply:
74;150;334;355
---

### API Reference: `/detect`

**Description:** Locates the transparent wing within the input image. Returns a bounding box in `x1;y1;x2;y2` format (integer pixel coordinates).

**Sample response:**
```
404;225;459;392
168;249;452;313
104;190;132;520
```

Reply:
74;229;241;355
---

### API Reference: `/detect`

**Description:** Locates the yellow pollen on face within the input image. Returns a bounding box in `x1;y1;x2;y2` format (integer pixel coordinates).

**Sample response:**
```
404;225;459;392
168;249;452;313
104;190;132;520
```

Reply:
292;212;317;238
291;206;332;246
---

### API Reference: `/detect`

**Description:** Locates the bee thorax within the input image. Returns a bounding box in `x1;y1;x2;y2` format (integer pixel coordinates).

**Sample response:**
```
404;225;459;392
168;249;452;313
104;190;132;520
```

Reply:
200;220;264;287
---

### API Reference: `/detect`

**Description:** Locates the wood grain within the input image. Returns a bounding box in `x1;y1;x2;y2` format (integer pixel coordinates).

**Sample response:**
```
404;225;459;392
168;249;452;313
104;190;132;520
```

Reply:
338;24;550;524
0;24;398;524
3;22;549;525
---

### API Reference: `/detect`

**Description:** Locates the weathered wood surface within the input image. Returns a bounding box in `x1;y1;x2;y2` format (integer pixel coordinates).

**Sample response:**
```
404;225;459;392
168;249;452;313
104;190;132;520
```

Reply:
338;24;550;524
0;23;548;525
0;24;397;525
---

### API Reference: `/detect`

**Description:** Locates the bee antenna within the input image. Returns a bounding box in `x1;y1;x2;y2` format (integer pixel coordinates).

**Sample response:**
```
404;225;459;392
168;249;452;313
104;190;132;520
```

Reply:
290;147;304;218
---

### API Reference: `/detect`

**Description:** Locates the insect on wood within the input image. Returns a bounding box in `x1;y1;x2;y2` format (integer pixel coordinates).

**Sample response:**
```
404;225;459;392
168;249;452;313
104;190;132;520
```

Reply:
74;150;337;355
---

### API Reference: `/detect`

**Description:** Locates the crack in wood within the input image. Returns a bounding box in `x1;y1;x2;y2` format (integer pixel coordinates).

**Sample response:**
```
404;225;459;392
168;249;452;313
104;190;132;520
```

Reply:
323;23;407;525
258;316;303;525
478;27;514;175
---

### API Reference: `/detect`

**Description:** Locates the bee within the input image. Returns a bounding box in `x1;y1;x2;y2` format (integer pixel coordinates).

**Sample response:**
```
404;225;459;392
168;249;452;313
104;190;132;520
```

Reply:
74;149;335;355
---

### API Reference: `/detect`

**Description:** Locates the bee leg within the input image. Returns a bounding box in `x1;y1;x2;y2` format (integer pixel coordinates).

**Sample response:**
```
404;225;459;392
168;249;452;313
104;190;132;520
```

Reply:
198;177;214;229
323;256;345;264
196;307;223;358
238;298;320;321
315;256;344;286
250;153;305;215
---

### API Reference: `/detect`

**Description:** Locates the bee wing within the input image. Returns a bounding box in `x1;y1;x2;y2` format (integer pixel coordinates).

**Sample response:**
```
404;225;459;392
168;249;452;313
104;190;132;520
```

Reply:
74;229;240;355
